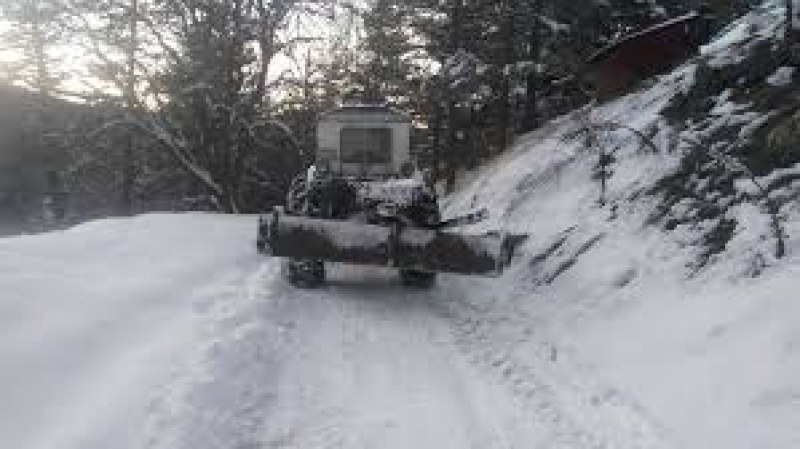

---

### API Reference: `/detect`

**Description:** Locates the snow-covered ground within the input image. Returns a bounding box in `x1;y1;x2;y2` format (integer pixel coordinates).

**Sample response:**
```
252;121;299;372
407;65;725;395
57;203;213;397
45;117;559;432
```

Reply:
0;215;255;448
2;201;798;448
442;133;800;448
4;2;800;448
435;2;800;446
0;214;575;449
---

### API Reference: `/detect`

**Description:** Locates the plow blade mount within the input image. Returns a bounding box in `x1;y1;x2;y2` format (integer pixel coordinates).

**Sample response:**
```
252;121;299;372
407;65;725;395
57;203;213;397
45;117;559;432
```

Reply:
258;210;525;277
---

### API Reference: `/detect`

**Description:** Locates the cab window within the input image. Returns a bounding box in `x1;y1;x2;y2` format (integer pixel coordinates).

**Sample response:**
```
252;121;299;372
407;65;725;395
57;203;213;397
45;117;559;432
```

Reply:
340;128;392;164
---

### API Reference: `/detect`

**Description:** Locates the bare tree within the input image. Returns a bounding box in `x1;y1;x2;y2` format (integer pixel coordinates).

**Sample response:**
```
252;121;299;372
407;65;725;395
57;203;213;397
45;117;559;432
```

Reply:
65;0;329;213
0;0;68;96
130;0;324;212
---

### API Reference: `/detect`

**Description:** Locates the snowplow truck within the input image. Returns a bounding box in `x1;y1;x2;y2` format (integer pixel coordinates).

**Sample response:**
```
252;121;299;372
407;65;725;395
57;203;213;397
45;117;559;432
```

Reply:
257;102;524;288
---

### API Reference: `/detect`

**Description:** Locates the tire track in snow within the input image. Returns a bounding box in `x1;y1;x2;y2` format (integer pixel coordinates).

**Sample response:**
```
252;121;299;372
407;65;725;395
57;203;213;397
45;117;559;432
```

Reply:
146;250;670;449
246;265;547;449
432;276;676;449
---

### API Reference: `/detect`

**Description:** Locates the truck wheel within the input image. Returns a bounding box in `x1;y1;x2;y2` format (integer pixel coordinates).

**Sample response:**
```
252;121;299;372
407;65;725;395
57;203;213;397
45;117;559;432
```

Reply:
399;269;436;289
282;259;326;288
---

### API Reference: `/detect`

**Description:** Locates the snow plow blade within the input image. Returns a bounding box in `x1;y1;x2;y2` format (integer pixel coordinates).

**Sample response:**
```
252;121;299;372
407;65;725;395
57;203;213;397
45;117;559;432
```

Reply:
257;209;525;277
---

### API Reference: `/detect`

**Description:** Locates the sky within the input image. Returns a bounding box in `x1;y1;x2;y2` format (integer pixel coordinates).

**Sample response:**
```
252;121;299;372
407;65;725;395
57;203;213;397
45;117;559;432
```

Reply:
0;13;334;102
0;20;14;67
0;19;93;96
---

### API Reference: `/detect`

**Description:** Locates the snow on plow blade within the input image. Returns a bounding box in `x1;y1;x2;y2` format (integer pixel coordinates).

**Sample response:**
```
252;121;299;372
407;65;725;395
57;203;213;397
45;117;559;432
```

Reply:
257;210;525;277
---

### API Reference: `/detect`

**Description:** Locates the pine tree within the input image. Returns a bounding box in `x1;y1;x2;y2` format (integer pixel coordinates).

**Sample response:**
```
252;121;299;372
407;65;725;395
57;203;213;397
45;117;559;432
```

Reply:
356;0;426;112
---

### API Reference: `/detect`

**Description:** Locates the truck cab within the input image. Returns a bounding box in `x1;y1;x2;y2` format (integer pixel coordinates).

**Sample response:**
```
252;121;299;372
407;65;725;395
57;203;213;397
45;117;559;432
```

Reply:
316;103;412;178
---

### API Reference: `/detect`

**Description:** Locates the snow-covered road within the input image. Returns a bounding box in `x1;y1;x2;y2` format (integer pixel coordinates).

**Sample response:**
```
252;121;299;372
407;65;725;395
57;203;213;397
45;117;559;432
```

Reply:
0;214;550;449
246;266;545;449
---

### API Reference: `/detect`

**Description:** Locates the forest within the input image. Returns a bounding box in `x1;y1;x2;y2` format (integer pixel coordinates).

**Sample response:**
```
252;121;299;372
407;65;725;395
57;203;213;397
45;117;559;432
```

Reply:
0;0;762;231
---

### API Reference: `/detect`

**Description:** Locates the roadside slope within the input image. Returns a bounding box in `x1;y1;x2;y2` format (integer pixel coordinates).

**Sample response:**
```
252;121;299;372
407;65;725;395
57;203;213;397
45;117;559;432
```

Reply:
437;2;800;447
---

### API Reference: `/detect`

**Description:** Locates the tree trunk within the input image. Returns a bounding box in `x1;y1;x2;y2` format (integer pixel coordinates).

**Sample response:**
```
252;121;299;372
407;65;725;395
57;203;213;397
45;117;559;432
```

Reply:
31;0;49;98
787;0;799;57
498;0;516;151
466;103;478;169
446;102;457;193
522;75;537;132
444;0;464;193
256;0;275;110
121;0;138;216
430;104;442;183
522;19;540;133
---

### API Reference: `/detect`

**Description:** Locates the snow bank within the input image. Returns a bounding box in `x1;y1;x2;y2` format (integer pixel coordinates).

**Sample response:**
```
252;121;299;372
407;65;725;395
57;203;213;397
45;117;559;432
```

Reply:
0;214;259;449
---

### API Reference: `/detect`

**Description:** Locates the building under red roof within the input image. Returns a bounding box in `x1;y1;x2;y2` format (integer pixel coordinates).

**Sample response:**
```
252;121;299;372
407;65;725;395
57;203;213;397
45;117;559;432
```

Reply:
584;12;712;98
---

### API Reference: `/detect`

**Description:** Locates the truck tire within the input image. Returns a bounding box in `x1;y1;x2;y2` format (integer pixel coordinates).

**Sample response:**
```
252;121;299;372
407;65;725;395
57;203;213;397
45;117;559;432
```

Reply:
282;259;326;288
399;269;436;289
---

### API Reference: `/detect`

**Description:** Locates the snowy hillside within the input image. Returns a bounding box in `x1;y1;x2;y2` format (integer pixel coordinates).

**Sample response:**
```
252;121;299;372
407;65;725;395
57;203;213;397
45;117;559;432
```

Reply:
3;2;800;449
440;1;800;447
